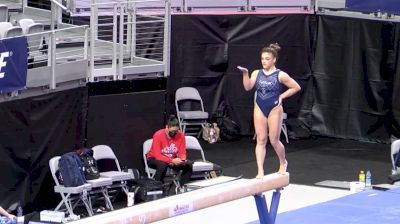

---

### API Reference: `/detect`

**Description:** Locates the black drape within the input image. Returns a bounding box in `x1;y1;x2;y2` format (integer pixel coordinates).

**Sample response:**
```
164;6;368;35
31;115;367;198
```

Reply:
313;16;400;143
0;87;88;211
167;14;314;136
86;79;167;175
2;12;400;214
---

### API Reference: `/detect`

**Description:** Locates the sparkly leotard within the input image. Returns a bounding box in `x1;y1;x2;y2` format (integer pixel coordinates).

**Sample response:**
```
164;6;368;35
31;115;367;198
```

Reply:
255;69;282;117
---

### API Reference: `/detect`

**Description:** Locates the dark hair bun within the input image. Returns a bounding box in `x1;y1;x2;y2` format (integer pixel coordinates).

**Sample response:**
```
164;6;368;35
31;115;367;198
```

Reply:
269;43;281;53
168;114;176;120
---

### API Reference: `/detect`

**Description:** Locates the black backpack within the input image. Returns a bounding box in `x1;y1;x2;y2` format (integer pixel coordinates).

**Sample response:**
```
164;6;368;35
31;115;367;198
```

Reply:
58;152;86;187
216;116;241;141
211;103;241;141
79;148;100;180
132;179;164;203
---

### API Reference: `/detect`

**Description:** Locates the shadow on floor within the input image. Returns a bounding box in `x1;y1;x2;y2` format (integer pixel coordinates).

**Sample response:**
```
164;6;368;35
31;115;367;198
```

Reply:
200;136;392;186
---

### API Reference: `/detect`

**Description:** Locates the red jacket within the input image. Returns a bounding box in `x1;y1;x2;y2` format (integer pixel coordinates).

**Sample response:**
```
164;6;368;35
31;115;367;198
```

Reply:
146;129;186;163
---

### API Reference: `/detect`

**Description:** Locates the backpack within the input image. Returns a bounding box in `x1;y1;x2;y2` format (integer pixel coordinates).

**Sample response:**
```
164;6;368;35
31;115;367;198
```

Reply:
216;116;240;141
79;148;100;180
202;123;220;144
58;152;86;187
211;103;241;141
132;179;164;203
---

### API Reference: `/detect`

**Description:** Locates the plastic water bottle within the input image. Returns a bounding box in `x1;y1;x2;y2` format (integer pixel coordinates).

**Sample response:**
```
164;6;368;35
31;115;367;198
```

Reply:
17;205;22;218
358;170;365;183
365;170;372;189
16;205;23;224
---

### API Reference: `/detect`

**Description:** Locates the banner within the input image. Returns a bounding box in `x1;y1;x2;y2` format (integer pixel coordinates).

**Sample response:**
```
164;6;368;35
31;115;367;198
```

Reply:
0;36;28;93
346;0;400;14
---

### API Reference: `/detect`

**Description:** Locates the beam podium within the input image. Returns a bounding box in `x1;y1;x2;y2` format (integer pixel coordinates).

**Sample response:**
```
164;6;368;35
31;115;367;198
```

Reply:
71;173;289;224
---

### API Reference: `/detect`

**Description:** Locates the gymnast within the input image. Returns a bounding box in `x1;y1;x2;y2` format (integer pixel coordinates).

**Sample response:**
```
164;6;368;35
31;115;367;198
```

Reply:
237;43;301;178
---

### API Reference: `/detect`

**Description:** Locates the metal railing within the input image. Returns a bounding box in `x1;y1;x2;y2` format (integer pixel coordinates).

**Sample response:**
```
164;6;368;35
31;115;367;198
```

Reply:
89;0;170;81
66;0;314;14
0;24;89;101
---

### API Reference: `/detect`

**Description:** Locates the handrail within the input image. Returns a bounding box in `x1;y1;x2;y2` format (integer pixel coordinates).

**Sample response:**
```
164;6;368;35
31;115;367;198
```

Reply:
51;0;67;11
50;0;68;89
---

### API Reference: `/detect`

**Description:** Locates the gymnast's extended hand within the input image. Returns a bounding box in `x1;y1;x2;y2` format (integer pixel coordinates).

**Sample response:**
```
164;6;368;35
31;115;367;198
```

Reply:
237;66;249;74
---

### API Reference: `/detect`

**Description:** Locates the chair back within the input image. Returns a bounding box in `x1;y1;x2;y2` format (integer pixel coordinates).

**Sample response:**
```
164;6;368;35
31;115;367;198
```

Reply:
391;140;400;170
92;145;122;171
143;139;155;178
176;87;203;102
0;5;8;22
0;21;12;38
49;156;62;186
185;136;206;162
18;18;34;34
5;26;22;38
175;87;205;111
26;23;44;51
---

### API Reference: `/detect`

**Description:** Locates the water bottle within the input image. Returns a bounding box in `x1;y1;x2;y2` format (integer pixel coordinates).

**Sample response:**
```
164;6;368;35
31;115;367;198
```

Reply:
17;206;22;218
365;170;372;189
358;170;365;183
16;205;23;224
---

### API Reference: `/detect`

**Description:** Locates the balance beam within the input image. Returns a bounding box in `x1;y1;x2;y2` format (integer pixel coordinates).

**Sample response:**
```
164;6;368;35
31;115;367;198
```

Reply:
71;172;289;224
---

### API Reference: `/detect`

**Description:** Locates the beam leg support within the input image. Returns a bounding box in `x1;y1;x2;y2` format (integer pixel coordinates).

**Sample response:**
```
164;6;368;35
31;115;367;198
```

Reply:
254;189;282;224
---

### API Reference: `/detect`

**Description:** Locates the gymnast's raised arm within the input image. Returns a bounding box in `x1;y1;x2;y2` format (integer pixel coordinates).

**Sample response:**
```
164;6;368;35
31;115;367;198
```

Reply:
238;66;257;91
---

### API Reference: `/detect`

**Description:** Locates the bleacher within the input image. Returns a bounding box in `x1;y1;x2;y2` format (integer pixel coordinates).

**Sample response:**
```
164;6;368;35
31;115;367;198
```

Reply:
8;0;400;103
0;0;171;102
3;0;400;102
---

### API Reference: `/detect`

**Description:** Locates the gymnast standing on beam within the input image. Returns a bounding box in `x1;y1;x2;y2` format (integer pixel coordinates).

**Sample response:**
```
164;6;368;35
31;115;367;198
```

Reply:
237;43;301;178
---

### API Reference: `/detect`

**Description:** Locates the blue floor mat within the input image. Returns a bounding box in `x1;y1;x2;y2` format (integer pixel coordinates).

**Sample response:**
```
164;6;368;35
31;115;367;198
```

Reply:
248;189;400;224
275;190;400;224
386;187;400;194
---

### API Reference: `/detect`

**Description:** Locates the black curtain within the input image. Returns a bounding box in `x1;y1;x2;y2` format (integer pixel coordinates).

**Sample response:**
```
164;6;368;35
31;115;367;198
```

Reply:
392;25;400;139
2;12;400;214
312;16;400;143
86;79;167;175
0;87;88;212
167;14;314;136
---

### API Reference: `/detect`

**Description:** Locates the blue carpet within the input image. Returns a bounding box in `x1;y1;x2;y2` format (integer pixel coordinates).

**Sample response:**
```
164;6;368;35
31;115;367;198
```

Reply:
249;190;400;224
386;187;400;194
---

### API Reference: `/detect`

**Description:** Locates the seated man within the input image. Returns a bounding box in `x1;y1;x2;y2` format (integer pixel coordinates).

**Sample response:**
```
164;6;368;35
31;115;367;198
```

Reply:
146;115;193;187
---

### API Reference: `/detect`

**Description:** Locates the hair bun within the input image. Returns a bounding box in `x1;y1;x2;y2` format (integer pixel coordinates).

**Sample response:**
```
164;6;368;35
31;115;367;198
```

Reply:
168;114;176;120
269;43;281;53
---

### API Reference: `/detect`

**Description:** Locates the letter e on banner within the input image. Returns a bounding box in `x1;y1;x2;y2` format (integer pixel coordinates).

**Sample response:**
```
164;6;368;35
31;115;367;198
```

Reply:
0;51;9;78
0;36;28;93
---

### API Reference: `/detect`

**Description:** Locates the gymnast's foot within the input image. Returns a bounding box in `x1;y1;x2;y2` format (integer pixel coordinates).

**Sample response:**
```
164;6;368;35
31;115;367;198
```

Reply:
278;160;288;174
256;169;264;179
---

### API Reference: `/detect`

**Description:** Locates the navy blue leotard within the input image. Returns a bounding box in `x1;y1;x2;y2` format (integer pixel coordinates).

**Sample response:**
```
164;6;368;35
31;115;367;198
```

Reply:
255;69;282;117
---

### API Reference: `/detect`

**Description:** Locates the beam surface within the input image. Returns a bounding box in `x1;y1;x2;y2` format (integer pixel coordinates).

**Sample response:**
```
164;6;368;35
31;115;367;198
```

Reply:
71;172;290;224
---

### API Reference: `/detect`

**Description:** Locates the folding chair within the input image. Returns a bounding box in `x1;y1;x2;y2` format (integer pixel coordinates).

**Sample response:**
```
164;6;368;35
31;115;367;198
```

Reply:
92;145;135;196
175;87;209;136
143;139;156;179
49;156;94;217
391;139;400;175
85;174;114;211
185;136;219;180
143;139;181;193
281;112;289;143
